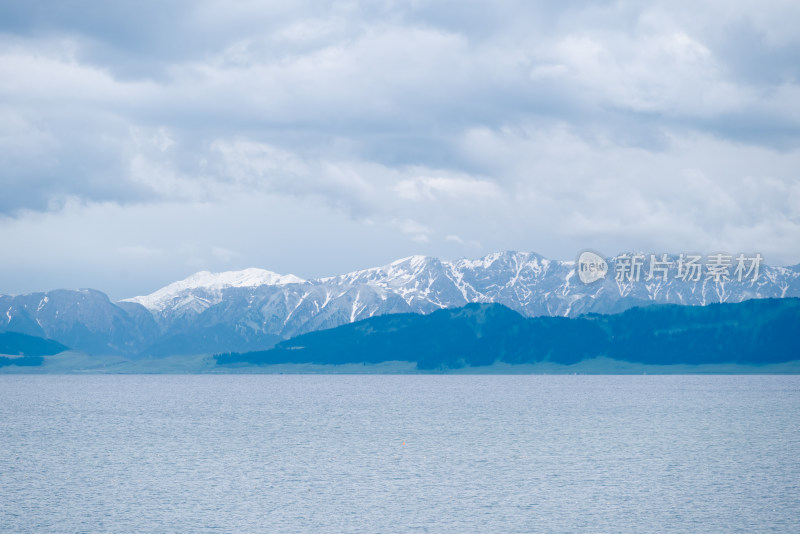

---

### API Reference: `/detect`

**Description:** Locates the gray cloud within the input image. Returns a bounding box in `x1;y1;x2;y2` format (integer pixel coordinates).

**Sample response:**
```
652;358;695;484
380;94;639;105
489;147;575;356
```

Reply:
0;1;798;295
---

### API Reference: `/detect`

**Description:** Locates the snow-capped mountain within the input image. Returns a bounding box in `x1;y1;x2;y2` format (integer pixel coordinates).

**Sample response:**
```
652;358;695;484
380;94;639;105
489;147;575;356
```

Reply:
3;251;799;356
126;268;305;318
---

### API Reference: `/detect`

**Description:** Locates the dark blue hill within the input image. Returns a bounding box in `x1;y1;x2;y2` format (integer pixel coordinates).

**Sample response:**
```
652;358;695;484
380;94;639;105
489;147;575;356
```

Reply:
215;298;800;370
0;331;68;368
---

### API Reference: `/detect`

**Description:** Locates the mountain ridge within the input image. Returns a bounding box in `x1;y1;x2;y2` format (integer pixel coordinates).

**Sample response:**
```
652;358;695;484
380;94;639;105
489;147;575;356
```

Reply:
2;251;799;356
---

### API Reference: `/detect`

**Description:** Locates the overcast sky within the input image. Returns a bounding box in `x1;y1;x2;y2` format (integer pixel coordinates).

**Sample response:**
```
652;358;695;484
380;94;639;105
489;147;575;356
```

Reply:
1;0;799;299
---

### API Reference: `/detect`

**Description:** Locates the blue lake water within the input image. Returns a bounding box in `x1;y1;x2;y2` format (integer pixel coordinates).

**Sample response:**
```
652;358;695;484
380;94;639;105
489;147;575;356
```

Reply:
1;375;798;533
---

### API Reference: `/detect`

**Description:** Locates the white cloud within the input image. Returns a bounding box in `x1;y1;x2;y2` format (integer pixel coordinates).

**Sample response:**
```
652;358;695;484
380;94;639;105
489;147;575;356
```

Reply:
393;176;501;201
457;122;800;262
393;219;432;243
446;234;481;248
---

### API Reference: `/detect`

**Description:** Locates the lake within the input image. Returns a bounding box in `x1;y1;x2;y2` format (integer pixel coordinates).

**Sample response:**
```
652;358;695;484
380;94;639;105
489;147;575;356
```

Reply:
1;375;798;532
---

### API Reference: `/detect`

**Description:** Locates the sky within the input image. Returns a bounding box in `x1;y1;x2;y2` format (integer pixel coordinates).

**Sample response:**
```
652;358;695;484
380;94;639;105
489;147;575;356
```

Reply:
1;0;799;299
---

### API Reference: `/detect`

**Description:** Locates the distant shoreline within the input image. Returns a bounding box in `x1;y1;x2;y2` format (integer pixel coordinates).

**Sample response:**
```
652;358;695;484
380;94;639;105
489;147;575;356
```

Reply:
3;352;799;375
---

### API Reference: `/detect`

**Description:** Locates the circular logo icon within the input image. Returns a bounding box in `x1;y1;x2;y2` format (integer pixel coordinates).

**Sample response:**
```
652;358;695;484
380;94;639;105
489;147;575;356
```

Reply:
577;250;608;284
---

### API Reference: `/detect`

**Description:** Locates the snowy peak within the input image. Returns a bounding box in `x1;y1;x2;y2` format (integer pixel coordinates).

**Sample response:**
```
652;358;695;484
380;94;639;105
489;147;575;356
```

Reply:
123;268;305;313
322;255;439;286
389;254;434;269
171;268;305;290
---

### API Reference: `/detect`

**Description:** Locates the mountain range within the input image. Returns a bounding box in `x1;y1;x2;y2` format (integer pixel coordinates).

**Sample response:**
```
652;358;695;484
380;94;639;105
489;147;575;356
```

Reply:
2;251;799;356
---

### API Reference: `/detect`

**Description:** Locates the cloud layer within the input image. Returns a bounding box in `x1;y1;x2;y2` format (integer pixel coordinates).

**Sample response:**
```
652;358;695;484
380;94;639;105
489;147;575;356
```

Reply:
1;1;799;297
